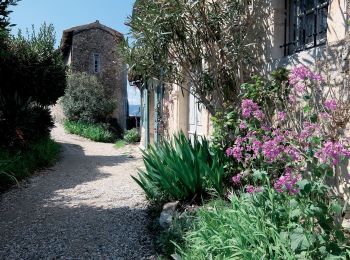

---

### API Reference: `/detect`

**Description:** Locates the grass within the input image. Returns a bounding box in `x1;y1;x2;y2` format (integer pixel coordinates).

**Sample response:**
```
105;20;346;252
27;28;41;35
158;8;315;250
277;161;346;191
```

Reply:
64;120;115;143
0;137;60;189
177;197;293;260
114;140;127;149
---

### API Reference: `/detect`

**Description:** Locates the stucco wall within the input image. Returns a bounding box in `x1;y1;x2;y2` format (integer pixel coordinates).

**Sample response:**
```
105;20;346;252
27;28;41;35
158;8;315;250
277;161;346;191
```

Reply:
70;28;127;129
166;84;212;139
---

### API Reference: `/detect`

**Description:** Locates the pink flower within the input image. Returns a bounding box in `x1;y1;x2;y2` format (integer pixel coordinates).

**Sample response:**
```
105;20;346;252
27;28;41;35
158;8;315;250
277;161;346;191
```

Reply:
253;110;265;121
277;111;286;122
242;99;259;118
294;82;306;93
289;66;323;85
320;112;331;121
241;99;263;120
239;121;247;130
246;185;262;194
252;139;262;156
226;145;244;162
324;99;337;111
288;94;297;105
262;139;283;162
232;173;242;186
274;169;301;195
284;146;301;161
315;141;350;166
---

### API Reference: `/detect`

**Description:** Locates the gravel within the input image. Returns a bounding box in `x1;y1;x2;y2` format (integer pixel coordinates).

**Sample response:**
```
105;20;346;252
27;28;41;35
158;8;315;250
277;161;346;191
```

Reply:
0;124;155;259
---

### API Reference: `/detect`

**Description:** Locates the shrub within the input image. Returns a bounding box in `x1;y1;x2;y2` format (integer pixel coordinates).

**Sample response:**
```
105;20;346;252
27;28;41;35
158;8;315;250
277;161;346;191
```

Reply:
178;188;350;259
0;137;60;188
61;72;116;124
124;128;140;143
64;120;115;143
0;23;66;148
133;132;225;202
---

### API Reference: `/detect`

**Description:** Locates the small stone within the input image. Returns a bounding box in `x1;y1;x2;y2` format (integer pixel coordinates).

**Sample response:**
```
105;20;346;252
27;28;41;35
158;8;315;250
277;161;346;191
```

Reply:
159;201;179;229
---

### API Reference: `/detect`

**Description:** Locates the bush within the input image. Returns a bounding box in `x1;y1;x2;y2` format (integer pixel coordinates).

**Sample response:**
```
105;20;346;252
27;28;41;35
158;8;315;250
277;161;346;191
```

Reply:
124;128;140;143
0;137;60;188
0;23;66;148
178;189;350;259
61;72;116;124
64;120;115;143
133;132;225;202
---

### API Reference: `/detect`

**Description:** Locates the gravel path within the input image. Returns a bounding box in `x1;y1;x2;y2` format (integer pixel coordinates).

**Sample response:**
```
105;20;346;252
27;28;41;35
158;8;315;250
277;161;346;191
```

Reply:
0;124;155;259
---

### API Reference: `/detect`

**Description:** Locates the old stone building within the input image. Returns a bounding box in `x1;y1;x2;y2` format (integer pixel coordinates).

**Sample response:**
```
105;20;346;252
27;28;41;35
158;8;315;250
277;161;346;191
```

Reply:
60;20;128;129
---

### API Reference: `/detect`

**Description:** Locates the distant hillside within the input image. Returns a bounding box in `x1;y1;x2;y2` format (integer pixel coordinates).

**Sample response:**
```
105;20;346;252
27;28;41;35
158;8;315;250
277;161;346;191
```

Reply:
129;104;141;116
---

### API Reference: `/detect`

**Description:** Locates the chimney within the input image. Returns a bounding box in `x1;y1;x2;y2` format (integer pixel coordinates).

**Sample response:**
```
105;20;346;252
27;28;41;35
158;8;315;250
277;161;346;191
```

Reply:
96;20;100;24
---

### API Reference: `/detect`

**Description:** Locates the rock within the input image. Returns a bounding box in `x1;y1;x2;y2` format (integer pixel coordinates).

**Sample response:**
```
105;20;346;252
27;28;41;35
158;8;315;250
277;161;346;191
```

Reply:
159;201;179;229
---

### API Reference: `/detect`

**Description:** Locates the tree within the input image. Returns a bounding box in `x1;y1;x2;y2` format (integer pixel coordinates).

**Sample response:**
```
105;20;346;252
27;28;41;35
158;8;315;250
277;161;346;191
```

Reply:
0;0;19;57
0;23;67;148
124;0;269;115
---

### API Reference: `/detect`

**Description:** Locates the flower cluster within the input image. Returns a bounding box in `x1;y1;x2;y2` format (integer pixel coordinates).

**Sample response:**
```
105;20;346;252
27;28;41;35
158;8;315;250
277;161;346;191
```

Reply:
232;173;242;186
324;99;337;111
288;65;323;85
226;67;350;196
274;168;301;195
315;141;350;166
288;66;323;103
241;99;264;121
226;144;244;162
246;185;262;194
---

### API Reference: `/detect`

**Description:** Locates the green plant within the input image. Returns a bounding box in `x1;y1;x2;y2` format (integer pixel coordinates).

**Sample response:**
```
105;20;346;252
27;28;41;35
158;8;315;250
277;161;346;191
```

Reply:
64;120;115;143
124;0;269;115
124;128;140;143
178;188;350;259
61;72;115;124
156;211;194;257
0;137;60;188
0;23;66;148
133;132;225;202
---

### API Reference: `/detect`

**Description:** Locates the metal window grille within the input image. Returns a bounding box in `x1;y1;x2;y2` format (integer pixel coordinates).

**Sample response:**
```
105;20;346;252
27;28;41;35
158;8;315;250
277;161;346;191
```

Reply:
281;0;329;56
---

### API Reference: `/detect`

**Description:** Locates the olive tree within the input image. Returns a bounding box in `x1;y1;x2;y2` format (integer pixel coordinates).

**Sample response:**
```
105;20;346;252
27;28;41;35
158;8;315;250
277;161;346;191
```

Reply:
123;0;269;115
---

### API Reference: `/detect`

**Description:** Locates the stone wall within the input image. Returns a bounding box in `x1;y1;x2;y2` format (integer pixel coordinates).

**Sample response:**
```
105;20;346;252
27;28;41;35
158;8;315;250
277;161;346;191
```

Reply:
70;28;127;129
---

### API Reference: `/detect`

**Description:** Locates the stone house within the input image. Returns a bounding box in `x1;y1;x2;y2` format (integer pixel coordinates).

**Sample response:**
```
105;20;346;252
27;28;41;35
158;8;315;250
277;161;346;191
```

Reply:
60;20;128;129
135;0;349;147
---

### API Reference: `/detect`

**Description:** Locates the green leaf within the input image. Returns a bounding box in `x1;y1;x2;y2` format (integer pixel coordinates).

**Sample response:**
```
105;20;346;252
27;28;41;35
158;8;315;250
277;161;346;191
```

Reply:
330;202;342;215
298;179;311;193
303;95;311;101
290;227;310;251
303;105;311;113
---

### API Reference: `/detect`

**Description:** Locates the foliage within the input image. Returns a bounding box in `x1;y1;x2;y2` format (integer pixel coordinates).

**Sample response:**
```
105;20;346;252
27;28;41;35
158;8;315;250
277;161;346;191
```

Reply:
178;189;350;259
0;137;60;188
156;211;194;258
216;66;350;257
64;120;115;143
61;72;116;124
124;128;140;143
0;23;66;148
226;66;350;195
133;132;225;202
124;0;269;115
0;0;19;55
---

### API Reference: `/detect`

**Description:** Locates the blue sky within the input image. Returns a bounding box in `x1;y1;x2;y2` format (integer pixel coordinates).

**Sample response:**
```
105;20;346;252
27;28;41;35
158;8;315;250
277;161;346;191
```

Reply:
10;0;140;105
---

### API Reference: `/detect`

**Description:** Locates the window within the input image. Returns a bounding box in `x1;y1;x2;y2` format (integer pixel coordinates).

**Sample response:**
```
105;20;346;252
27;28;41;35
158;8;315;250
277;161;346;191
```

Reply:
93;53;101;73
282;0;329;55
